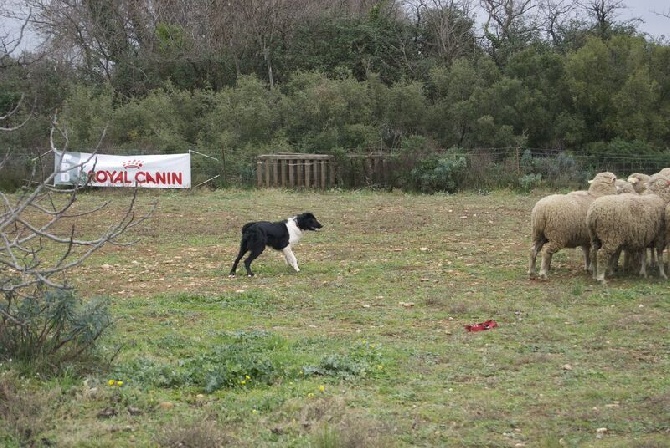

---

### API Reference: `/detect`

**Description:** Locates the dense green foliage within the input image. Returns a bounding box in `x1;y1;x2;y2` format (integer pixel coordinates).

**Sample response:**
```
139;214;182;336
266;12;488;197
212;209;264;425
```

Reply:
1;2;669;191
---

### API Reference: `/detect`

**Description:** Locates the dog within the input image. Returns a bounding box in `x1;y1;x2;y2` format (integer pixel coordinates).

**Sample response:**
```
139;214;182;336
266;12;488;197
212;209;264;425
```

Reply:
229;212;323;277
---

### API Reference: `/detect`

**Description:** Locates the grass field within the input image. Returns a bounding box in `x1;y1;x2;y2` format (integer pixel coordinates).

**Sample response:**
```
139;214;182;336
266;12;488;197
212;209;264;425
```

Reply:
2;188;669;447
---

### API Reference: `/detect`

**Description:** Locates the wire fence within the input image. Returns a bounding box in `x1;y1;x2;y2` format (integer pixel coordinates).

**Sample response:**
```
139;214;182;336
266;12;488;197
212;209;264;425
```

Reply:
3;147;670;191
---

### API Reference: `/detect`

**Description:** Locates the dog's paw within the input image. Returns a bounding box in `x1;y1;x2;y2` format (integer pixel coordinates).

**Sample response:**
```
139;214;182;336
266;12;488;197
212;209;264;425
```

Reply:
228;274;236;278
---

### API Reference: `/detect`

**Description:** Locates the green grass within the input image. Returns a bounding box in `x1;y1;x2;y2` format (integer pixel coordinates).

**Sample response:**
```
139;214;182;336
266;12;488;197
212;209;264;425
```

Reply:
2;188;669;447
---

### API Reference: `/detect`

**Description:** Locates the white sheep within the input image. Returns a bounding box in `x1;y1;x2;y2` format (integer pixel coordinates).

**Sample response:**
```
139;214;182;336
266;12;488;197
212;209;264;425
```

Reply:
614;176;642;270
627;173;650;193
587;175;670;283
657;168;670;178
615;178;635;194
528;172;618;280
615;173;669;272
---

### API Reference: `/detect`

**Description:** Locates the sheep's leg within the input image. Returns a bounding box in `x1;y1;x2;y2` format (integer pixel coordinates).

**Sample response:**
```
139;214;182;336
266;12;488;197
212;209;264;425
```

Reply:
591;244;599;281
595;246;616;284
528;240;543;278
638;249;648;278
540;241;561;280
647;246;658;269
618;248;627;273
609;251;622;275
656;246;667;279
580;245;591;273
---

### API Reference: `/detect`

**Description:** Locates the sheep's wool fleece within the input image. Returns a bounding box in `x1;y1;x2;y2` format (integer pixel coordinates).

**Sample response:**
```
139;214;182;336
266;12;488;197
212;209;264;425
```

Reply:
531;191;595;247
530;172;618;247
587;193;665;250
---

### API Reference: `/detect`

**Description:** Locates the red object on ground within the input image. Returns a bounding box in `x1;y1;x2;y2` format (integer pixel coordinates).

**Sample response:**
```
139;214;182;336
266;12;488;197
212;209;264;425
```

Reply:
464;319;498;332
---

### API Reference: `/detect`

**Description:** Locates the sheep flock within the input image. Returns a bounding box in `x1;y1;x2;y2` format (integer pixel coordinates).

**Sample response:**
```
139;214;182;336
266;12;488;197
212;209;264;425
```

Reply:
529;169;670;284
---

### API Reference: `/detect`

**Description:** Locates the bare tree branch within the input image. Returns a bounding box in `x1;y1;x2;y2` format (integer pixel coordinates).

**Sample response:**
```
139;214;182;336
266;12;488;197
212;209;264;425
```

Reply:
0;93;32;131
537;0;578;45
1;117;156;301
0;6;33;67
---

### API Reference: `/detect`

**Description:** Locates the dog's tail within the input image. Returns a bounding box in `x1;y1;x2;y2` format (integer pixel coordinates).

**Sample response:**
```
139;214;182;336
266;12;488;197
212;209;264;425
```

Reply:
241;222;254;234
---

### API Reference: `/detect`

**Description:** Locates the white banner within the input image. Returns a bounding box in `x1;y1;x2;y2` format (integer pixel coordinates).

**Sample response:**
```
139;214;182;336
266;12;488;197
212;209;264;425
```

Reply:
54;152;191;189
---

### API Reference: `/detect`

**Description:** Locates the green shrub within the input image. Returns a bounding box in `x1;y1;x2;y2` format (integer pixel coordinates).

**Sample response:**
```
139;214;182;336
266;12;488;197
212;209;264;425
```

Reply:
0;288;112;373
116;330;290;392
302;340;385;379
518;172;543;192
409;147;468;193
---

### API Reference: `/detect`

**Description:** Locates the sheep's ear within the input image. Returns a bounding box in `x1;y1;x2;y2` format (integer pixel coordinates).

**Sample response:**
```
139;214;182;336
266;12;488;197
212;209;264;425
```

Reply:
588;179;594;184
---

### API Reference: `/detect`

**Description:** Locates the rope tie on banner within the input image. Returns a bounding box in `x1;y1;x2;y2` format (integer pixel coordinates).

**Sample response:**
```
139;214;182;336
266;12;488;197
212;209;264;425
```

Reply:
188;150;221;188
193;175;220;189
189;150;219;162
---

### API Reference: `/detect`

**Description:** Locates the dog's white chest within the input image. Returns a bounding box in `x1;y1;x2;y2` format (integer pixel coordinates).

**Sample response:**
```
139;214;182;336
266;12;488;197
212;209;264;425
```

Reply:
287;218;304;245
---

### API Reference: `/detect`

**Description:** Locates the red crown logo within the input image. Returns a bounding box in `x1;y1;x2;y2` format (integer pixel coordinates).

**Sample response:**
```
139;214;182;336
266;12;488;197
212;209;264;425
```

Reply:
122;159;143;169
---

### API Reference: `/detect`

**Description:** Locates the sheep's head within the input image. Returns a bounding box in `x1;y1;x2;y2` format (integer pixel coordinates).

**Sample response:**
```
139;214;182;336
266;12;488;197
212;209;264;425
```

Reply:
615;179;635;194
647;174;670;202
627;173;650;193
587;172;618;197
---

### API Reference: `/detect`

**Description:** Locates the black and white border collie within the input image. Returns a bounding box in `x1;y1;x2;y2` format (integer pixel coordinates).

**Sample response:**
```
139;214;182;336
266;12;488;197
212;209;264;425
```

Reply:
229;212;323;277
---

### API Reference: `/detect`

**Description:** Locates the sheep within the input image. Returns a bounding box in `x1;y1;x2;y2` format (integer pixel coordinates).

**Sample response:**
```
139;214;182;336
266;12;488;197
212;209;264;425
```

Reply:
587;175;670;283
615;179;635;194
528;172;618;280
619;173;670;272
657;168;670;178
613;177;641;270
627;173;650;193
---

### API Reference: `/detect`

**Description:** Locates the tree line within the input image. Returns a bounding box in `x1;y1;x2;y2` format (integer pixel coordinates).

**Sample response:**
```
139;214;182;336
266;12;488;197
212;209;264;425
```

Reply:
1;0;669;190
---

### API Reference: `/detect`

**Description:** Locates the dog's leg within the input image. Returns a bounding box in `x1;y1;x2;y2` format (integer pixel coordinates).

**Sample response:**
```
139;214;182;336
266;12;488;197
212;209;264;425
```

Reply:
281;248;291;265
243;247;265;277
229;243;248;277
282;246;300;272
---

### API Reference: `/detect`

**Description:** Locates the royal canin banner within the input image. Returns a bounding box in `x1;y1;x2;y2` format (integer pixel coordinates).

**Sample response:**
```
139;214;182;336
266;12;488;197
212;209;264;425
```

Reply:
54;152;191;189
